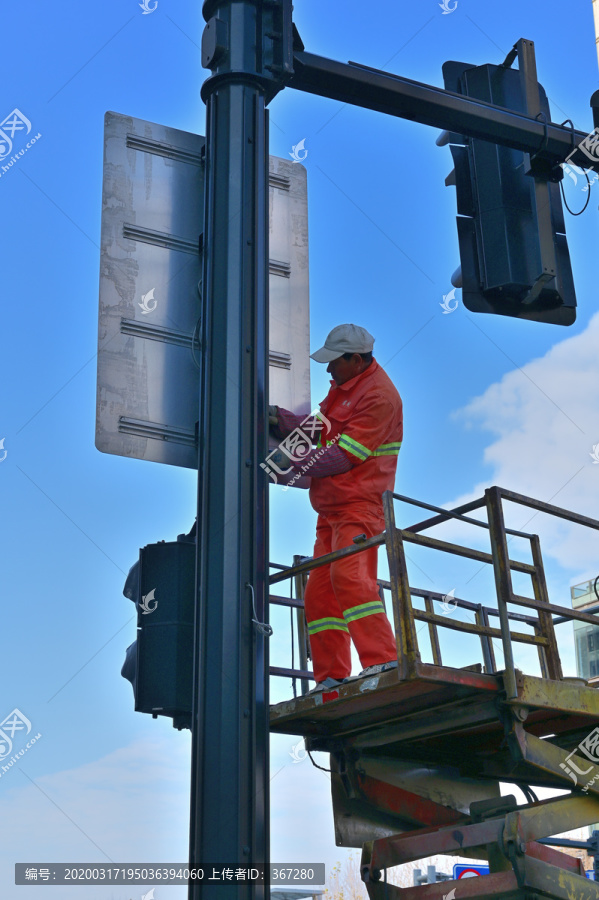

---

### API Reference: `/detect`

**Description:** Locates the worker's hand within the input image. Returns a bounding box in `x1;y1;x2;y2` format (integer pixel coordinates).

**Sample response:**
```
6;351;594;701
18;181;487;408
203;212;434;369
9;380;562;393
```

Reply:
268;405;279;427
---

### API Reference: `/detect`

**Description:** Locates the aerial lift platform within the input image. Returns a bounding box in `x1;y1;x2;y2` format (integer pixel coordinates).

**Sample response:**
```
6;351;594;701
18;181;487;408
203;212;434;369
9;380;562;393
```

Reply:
269;486;599;900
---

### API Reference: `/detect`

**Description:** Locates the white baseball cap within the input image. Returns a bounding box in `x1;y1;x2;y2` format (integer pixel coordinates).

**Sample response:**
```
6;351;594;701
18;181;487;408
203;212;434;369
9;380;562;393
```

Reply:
310;324;375;363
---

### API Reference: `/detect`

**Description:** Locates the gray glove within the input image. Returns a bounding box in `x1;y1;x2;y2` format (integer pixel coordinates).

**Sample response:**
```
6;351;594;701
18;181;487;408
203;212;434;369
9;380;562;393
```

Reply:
268;405;279;427
269;447;292;473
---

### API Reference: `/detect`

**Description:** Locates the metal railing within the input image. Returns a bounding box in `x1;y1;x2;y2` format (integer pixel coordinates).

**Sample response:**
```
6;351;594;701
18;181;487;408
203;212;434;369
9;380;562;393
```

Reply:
269;486;599;699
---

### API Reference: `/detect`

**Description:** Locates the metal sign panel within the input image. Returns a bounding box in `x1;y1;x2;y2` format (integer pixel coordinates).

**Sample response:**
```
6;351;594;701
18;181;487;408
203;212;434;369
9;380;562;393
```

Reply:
96;111;310;468
453;865;490;878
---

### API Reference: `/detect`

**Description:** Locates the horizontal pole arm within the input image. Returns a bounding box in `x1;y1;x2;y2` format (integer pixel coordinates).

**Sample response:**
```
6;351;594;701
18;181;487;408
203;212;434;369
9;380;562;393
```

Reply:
290;51;595;169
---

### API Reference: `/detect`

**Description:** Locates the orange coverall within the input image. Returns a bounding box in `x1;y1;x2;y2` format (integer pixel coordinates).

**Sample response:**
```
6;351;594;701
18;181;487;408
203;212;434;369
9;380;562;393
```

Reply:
304;359;403;682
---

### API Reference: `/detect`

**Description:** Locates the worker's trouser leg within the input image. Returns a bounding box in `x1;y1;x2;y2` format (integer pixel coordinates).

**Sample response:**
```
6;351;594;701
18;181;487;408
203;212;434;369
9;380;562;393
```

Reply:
304;506;398;683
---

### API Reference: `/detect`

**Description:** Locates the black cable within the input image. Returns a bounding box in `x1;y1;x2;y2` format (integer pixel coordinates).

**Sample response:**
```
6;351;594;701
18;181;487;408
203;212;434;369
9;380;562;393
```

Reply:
307;750;332;773
500;44;518;69
560;118;577;154
532;112;549;161
560;170;592;216
522;784;539;804
593;575;599;605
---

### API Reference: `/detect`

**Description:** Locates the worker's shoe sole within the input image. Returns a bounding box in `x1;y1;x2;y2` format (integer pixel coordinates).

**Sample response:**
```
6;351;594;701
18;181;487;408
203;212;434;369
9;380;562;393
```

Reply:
358;660;398;678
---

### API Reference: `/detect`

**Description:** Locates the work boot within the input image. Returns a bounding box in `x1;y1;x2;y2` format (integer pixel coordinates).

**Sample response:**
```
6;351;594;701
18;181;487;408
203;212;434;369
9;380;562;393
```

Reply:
307;677;347;693
358;660;398;677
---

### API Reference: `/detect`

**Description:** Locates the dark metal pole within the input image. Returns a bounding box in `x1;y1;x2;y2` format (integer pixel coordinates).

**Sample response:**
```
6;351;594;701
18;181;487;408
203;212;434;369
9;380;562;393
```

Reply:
189;1;284;896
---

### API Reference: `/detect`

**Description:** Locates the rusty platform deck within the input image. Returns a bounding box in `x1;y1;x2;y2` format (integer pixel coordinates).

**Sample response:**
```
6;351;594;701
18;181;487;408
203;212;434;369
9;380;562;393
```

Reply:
270;662;599;792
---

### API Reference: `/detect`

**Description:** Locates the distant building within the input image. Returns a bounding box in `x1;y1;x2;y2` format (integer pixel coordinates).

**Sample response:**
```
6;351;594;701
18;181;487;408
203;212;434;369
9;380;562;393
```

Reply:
571;578;599;682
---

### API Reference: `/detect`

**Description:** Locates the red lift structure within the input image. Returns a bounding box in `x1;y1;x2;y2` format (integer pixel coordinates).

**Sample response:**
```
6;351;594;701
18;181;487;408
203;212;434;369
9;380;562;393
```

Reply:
269;486;599;900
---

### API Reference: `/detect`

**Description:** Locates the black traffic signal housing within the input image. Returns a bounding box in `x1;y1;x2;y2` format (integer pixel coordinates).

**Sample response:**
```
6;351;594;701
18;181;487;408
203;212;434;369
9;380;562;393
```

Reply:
440;39;576;325
121;529;195;730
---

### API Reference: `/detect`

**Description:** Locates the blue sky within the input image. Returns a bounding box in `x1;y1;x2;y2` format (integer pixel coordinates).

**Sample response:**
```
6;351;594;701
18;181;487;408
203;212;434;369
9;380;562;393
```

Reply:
2;0;599;896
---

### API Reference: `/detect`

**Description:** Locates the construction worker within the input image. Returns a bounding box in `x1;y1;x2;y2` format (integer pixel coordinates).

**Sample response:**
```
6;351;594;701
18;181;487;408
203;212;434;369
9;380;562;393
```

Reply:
269;324;402;692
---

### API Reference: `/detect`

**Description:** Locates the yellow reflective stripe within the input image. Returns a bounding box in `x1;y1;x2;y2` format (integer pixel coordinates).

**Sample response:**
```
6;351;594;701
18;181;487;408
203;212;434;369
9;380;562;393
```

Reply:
372;441;402;457
315;412;328;449
338;437;402;460
307;617;350;635
338;433;371;460
343;601;386;624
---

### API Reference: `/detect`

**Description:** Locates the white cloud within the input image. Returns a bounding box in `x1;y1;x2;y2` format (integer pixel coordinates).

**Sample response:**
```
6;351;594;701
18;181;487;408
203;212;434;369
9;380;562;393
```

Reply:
447;312;599;575
0;737;191;900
